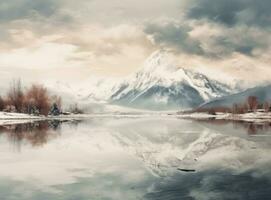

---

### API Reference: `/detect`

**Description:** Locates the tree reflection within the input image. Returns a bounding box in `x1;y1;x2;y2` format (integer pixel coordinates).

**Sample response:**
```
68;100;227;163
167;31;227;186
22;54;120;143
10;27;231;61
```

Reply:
234;121;271;135
195;119;271;135
0;120;62;148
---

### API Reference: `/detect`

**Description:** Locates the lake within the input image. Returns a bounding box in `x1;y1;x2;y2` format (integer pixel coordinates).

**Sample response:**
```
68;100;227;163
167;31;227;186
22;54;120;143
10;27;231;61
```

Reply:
0;117;271;200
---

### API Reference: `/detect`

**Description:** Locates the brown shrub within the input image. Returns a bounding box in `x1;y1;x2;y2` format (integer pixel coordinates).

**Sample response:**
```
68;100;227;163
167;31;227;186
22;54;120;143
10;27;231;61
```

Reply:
25;84;50;115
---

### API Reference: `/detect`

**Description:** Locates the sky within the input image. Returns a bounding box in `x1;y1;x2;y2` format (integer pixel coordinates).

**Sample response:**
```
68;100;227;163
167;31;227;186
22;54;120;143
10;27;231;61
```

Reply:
0;0;270;85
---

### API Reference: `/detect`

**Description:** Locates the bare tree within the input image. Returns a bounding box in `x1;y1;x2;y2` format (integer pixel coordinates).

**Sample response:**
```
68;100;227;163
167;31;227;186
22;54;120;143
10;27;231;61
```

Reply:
232;103;248;114
0;95;5;111
263;101;270;112
69;103;83;114
232;103;239;114
7;79;24;112
242;103;249;113
247;96;258;112
51;95;62;110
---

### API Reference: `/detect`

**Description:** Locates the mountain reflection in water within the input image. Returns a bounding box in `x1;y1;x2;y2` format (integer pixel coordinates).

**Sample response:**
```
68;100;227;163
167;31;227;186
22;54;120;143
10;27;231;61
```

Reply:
0;118;270;200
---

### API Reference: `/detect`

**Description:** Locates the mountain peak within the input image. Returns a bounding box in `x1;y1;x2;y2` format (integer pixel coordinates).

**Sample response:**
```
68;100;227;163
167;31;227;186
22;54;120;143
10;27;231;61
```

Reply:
141;50;178;74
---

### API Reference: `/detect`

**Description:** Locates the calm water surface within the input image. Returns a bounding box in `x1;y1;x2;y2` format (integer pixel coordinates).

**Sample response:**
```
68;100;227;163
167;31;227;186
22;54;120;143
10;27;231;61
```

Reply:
0;118;271;200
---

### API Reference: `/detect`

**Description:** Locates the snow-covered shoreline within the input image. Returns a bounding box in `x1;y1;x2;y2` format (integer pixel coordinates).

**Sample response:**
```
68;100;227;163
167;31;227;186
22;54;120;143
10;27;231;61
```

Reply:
1;111;271;126
180;112;271;123
0;111;177;125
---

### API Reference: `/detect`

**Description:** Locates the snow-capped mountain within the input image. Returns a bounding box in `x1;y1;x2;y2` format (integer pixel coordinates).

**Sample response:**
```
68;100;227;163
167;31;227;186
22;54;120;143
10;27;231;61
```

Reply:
48;50;239;111
106;51;237;110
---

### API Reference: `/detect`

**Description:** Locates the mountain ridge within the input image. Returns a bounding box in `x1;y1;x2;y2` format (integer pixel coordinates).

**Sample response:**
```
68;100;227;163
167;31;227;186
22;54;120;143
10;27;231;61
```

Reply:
107;51;237;110
48;50;241;111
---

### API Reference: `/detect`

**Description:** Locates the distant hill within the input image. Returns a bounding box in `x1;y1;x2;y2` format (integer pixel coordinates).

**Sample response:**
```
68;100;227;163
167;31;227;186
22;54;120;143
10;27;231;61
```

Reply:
199;84;271;109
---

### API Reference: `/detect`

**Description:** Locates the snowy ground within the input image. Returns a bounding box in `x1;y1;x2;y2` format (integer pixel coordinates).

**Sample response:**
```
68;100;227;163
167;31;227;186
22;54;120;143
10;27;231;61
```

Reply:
0;110;176;126
181;111;271;123
0;112;46;125
1;109;271;126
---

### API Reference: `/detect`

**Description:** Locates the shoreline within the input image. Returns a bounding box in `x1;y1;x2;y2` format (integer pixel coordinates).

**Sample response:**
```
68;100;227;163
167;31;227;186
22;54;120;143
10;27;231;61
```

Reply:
180;112;271;123
1;111;271;125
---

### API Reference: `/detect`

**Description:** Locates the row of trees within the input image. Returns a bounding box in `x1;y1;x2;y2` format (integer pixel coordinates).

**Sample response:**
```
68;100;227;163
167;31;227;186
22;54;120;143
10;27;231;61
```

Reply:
0;80;61;116
232;96;270;114
195;96;271;115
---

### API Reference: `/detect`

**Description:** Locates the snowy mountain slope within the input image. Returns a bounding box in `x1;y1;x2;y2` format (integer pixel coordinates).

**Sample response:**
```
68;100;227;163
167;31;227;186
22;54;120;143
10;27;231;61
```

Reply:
200;84;271;109
47;51;239;111
107;51;237;110
122;131;258;176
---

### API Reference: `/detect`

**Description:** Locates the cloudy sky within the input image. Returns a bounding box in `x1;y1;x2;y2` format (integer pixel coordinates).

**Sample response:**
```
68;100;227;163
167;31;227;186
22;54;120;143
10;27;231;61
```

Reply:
0;0;270;84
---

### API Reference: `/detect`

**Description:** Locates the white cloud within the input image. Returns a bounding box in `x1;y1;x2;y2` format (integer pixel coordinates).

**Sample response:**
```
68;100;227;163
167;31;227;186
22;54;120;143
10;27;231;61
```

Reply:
0;0;270;85
0;42;86;69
